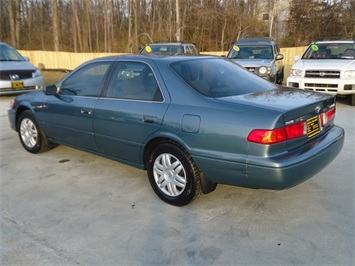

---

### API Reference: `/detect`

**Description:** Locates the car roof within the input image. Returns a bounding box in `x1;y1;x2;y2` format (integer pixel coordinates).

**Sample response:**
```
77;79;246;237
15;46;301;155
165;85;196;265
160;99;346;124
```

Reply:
143;42;196;46
89;54;215;63
236;38;276;45
313;40;355;44
146;42;195;45
0;41;12;46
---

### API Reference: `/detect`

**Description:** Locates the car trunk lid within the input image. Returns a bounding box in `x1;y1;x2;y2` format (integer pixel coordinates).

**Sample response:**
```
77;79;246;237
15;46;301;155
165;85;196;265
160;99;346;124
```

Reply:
218;87;336;151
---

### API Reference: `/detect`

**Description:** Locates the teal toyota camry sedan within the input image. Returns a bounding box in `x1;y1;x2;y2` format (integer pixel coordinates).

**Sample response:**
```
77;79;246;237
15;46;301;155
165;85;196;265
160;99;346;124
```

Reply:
8;55;344;206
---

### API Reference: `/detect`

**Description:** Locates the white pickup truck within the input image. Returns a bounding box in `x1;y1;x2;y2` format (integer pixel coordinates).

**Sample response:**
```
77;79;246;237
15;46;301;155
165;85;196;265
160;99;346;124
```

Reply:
287;40;355;106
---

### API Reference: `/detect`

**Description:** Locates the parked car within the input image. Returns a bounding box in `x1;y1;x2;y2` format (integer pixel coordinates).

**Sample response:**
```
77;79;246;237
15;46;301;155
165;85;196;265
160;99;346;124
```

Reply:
8;55;344;206
227;38;284;84
139;42;199;55
0;41;44;96
287;40;355;106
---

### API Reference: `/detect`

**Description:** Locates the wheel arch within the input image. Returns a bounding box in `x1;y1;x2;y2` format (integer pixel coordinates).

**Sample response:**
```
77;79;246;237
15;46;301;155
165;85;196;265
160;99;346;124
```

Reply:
15;106;32;131
143;137;184;169
142;136;217;194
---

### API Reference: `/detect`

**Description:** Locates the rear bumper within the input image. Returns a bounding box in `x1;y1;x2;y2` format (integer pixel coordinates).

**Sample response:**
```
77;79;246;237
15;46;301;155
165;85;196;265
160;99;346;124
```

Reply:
194;125;344;189
245;125;344;189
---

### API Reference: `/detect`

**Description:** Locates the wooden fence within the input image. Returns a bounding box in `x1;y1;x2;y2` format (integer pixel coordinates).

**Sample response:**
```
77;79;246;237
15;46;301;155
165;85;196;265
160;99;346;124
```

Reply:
18;47;307;81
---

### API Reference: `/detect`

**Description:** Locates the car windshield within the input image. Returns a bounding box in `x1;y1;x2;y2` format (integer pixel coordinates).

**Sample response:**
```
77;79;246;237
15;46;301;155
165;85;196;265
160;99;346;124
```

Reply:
0;44;26;61
141;44;183;54
302;43;355;59
170;58;276;98
227;45;273;59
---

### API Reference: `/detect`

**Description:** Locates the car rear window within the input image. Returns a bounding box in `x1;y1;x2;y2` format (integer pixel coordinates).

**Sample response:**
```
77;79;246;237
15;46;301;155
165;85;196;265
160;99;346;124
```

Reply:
170;58;276;97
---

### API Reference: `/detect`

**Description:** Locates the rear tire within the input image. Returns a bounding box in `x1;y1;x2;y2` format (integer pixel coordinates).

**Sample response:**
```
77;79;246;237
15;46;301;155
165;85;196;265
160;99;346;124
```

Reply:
147;143;201;206
17;110;54;153
350;94;355;106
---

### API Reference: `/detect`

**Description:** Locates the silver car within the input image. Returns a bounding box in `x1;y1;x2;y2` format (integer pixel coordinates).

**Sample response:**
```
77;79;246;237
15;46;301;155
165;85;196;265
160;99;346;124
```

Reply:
227;38;284;84
0;41;44;95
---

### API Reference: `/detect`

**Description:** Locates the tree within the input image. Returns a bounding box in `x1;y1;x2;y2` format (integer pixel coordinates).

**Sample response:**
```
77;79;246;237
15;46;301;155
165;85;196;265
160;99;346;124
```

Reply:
1;0;352;52
285;0;351;46
8;0;16;46
52;0;59;51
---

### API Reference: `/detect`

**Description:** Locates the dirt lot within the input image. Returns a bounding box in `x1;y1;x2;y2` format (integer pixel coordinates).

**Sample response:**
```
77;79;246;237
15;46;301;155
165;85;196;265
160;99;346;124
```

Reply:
0;95;354;265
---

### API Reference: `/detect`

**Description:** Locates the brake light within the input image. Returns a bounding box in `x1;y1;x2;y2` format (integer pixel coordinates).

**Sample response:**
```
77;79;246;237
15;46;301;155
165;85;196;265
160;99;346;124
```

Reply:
247;128;286;144
320;106;336;127
248;121;306;144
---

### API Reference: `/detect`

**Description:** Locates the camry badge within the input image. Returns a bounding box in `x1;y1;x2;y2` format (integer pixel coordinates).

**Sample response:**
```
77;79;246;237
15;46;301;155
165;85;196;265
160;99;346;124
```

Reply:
315;105;321;113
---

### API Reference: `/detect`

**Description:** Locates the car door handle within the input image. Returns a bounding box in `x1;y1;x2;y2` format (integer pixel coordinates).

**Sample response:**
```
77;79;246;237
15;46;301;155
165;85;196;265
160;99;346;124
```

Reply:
143;116;157;124
81;109;92;115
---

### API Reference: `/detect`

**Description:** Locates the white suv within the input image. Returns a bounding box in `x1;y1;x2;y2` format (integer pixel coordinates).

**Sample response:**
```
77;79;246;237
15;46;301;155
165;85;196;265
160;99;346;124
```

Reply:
287;40;355;106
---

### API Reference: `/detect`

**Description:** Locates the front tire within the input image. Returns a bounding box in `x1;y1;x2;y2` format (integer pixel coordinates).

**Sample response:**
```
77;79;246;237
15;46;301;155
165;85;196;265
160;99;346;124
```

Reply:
147;143;201;206
276;70;284;84
17;110;54;153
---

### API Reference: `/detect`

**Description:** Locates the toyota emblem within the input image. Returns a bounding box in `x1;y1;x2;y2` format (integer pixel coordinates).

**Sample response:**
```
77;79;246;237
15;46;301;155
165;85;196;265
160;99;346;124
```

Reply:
10;74;20;80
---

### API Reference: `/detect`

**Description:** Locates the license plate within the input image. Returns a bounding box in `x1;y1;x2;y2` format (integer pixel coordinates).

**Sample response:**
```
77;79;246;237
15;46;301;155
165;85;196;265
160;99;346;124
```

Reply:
307;116;320;138
11;81;24;89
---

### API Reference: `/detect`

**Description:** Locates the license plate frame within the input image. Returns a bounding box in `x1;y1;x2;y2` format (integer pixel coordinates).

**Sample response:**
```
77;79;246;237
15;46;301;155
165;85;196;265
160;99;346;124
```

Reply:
307;116;320;138
11;81;24;89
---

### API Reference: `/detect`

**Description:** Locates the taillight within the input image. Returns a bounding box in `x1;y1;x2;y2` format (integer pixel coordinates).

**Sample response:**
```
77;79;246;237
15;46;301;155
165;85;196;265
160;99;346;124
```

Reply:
248;106;336;145
285;121;306;139
247;128;287;144
320;106;336;127
248;121;306;145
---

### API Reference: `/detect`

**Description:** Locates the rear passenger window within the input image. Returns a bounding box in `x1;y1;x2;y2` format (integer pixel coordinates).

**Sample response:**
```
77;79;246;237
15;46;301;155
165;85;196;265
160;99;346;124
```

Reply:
105;62;163;102
60;62;111;96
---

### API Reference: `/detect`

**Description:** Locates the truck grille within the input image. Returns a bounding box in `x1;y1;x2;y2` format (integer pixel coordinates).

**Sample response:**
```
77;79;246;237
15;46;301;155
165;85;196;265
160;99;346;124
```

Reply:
304;83;338;93
0;70;35;81
305;70;340;79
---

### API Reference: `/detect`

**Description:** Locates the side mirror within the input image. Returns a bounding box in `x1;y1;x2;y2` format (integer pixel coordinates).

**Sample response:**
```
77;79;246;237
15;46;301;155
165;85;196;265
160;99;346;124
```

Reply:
276;54;284;60
24;56;30;62
293;55;300;62
44;85;59;95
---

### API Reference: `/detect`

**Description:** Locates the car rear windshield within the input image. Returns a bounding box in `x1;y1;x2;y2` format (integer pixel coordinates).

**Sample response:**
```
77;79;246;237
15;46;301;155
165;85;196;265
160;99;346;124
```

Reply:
170;58;276;97
302;43;355;59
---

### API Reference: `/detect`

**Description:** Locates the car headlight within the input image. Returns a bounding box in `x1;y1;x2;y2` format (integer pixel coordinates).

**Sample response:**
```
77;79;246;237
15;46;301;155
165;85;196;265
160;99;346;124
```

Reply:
289;69;302;76
259;66;271;75
32;69;42;78
344;70;355;78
